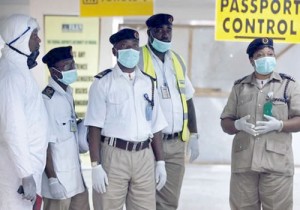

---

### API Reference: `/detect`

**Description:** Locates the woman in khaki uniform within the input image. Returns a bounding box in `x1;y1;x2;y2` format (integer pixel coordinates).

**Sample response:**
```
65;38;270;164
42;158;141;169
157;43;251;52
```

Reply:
221;37;300;210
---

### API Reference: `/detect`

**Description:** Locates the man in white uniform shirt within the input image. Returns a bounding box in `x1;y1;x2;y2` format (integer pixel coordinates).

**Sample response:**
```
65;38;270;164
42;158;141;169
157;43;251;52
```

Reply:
41;46;89;210
138;13;200;210
85;28;167;210
0;14;48;210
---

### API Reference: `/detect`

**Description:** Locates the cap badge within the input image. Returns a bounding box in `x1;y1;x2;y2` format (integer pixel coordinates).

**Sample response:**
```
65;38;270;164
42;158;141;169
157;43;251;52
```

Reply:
262;38;269;44
168;17;173;24
134;31;139;39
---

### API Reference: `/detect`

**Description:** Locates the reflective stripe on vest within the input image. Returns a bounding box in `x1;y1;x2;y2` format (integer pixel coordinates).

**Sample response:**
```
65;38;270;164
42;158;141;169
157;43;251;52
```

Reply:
140;46;189;141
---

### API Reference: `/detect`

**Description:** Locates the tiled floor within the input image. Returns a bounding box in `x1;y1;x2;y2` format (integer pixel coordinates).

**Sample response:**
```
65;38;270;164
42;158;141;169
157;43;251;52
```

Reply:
82;164;300;210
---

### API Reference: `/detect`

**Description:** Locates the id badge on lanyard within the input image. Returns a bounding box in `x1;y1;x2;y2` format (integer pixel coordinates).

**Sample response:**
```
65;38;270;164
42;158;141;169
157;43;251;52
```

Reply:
70;119;77;132
161;84;171;99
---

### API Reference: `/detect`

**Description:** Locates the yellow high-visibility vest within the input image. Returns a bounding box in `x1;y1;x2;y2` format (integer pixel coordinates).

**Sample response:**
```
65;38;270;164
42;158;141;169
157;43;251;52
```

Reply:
140;46;189;141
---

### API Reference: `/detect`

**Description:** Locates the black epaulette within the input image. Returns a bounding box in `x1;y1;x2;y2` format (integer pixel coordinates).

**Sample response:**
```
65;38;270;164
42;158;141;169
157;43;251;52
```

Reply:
279;73;295;82
234;76;247;85
94;69;112;79
141;71;156;81
42;86;55;99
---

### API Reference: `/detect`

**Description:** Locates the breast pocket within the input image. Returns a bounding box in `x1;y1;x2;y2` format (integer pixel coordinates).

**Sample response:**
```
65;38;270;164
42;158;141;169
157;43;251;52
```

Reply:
237;94;253;117
237;94;253;106
55;117;73;142
272;101;288;120
107;93;129;118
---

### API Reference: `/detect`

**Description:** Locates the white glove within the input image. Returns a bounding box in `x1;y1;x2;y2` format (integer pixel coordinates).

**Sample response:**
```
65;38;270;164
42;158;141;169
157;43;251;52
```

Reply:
92;164;109;194
255;115;283;135
48;178;66;199
22;174;36;202
234;115;257;136
187;133;200;163
155;161;167;191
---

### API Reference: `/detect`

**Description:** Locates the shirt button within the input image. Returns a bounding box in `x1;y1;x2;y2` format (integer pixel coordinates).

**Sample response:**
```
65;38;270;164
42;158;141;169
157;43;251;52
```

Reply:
260;90;263;93
258;104;261;107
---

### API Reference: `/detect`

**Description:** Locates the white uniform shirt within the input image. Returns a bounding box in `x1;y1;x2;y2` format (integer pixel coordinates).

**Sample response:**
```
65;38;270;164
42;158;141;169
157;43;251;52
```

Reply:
41;78;85;199
0;15;48;208
147;46;195;134
85;65;167;142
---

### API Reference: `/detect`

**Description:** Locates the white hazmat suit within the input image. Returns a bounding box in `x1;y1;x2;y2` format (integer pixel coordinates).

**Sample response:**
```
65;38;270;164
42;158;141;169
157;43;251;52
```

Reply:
0;14;48;210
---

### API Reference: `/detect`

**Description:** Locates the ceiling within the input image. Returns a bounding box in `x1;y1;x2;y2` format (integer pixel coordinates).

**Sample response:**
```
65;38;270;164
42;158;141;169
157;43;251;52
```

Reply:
0;0;29;4
0;0;216;20
0;0;217;28
156;0;214;9
125;0;216;24
0;0;214;7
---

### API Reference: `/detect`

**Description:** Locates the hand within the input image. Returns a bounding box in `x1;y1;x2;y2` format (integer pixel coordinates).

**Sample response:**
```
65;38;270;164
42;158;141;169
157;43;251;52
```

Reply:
92;164;109;194
155;161;167;191
48;178;66;199
187;133;200;162
234;115;257;136
22;175;36;202
255;115;283;135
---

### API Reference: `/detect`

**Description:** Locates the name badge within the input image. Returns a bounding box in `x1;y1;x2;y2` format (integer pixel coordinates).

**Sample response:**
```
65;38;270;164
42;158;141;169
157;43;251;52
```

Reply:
145;103;153;121
161;85;171;99
70;119;77;132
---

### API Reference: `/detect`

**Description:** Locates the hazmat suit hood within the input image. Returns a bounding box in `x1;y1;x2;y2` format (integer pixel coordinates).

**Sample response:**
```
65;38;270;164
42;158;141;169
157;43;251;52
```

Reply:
0;14;39;67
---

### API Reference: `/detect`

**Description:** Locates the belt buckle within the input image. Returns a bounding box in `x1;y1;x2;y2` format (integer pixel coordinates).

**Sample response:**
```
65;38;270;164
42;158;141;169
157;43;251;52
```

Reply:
139;141;143;150
125;141;129;151
109;137;115;146
132;142;137;151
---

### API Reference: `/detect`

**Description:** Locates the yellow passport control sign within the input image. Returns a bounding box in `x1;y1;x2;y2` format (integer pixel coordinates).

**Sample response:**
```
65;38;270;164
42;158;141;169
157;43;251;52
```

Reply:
80;0;153;17
215;0;300;43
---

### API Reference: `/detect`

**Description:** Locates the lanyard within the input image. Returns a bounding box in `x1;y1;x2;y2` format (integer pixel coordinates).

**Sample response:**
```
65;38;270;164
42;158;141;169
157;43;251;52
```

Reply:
152;53;168;87
64;89;76;119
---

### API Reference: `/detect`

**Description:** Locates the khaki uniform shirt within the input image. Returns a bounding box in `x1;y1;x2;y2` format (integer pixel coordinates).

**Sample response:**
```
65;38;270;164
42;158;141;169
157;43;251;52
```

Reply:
221;72;300;176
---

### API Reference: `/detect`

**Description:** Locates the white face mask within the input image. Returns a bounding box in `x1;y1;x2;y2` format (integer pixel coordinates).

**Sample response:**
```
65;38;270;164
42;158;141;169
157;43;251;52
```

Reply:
150;37;171;53
117;48;140;68
254;57;276;75
53;68;78;85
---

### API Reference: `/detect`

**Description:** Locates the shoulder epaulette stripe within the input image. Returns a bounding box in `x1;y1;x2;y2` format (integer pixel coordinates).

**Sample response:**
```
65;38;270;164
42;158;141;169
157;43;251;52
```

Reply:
234;76;247;85
42;86;55;99
95;69;112;79
279;73;295;82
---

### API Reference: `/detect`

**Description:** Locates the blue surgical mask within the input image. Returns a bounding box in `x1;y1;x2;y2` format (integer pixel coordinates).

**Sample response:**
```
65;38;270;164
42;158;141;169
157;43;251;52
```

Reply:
117;48;140;68
54;68;78;85
151;37;171;53
254;57;276;75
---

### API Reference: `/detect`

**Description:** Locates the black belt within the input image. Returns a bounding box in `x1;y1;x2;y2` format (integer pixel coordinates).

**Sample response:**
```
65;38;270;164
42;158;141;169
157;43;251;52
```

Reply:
162;132;180;140
101;137;150;151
